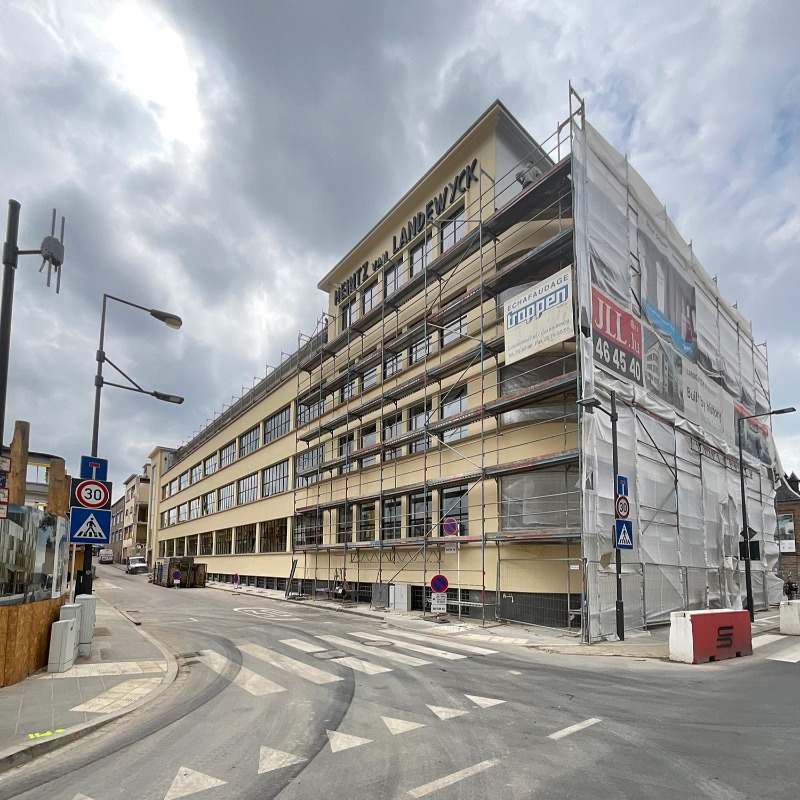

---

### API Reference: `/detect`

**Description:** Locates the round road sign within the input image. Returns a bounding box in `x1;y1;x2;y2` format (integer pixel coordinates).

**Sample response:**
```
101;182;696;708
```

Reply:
76;479;110;509
430;574;449;593
615;495;630;519
443;517;459;536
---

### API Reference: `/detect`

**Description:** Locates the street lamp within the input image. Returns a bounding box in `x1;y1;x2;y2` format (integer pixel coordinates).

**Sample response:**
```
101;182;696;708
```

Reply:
78;293;184;595
578;390;625;641
738;405;795;621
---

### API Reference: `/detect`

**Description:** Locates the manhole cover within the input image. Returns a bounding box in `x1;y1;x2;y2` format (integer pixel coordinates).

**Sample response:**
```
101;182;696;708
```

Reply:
363;640;393;647
313;650;347;660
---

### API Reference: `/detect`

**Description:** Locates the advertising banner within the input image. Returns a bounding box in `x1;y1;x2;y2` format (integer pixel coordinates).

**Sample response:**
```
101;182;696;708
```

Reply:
592;288;643;386
504;266;573;366
777;513;796;554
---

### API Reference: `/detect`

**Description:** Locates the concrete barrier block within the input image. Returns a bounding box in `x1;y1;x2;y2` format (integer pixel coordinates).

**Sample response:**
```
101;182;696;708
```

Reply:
780;600;800;635
669;609;752;664
47;619;77;673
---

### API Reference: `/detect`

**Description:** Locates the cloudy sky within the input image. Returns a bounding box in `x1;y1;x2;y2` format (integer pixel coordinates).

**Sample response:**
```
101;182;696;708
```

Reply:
1;0;799;495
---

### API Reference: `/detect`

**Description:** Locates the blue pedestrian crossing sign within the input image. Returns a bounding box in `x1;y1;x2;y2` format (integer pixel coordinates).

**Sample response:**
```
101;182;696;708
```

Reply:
615;519;634;549
69;507;111;544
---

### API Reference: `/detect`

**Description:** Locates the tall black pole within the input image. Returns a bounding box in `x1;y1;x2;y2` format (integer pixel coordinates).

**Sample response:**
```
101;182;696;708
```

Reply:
738;418;754;622
610;390;624;641
0;200;21;452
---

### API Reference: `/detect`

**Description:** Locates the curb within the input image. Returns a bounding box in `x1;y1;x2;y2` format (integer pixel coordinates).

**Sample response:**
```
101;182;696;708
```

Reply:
0;600;179;776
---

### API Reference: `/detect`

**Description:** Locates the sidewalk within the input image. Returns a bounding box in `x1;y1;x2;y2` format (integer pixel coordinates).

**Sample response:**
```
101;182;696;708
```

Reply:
0;596;177;773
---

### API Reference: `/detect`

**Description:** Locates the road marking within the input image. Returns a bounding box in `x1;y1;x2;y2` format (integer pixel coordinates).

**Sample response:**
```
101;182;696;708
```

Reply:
164;767;226;800
427;705;468;721
461;633;529;645
767;642;800;663
382;716;426;735
198;650;286;696
388;630;497;655
72;794;95;800
188;617;198;622
233;607;302;621
549;717;602;740
319;635;431;666
258;746;306;773
327;730;372;753
71;678;162;713
465;694;505;708
238;642;343;685
407;759;500;797
348;632;466;660
281;639;392;674
752;634;784;649
99;582;121;589
42;660;167;678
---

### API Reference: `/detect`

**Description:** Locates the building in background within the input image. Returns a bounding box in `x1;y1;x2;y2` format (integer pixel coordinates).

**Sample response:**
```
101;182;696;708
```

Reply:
110;496;124;563
776;472;799;579
121;469;150;562
149;91;784;639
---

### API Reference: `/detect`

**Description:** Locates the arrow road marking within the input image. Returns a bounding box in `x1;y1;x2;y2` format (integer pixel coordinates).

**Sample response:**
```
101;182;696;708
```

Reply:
465;694;505;708
164;767;226;800
326;730;372;753
426;705;468;721
258;747;306;773
382;716;426;735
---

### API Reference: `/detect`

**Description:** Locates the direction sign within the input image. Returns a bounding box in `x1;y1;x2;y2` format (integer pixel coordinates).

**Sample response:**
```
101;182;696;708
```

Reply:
430;592;447;613
614;519;634;550
430;574;449;593
80;456;108;481
70;478;112;511
442;517;459;537
615;495;630;519
69;508;111;544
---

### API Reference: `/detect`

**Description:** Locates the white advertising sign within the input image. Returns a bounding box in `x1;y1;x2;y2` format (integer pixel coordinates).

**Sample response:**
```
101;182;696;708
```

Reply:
504;266;574;366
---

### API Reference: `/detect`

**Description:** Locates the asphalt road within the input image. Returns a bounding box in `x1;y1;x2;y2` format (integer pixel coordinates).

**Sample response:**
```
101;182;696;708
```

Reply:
0;566;796;800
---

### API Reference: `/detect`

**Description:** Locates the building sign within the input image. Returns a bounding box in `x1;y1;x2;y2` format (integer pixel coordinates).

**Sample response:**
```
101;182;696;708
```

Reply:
334;159;480;306
778;513;796;554
504;267;573;365
592;288;643;385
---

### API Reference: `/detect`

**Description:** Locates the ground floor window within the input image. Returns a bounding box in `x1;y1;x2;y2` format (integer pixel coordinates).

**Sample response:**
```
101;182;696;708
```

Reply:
236;523;257;554
216;528;232;555
186;535;198;556
165;539;174;557
200;532;213;556
175;538;185;556
294;512;322;547
260;519;287;553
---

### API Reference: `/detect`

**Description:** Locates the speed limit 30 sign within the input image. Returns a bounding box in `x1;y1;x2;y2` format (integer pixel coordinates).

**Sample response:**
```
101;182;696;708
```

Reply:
615;495;630;519
70;478;112;510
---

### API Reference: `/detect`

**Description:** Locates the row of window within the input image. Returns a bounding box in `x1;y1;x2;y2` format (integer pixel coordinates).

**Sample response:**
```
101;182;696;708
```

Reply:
160;461;290;527
338;206;466;333
159;519;289;558
163;407;291;500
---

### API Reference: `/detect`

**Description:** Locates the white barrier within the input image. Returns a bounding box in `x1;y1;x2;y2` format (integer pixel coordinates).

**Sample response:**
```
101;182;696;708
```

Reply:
779;600;800;636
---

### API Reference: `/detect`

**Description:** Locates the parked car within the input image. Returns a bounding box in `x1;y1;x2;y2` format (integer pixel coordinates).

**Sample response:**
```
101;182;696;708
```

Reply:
125;556;148;575
98;548;113;564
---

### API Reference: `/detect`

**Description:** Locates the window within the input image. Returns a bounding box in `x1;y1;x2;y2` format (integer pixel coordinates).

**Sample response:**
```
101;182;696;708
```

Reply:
158;541;165;558
384;351;403;379
337;505;353;544
191;463;202;484
363;366;378;391
362;282;378;315
236;523;257;554
383;413;403;461
361;424;377;467
409;491;431;537
179;472;189;491
165;539;174;557
499;468;580;532
264;406;291;443
339;433;356;474
169;478;178;496
189;497;200;520
381;498;402;540
238;473;259;505
162;485;169;501
260;519;287;553
441;314;467;348
294;512;322;547
203;453;218;476
340;373;358;403
358;503;375;541
220;442;235;468
202;490;216;516
440;484;469;536
263;460;289;497
409;400;432;453
240;426;260;458
410;242;424;277
177;503;188;523
168;507;177;526
298;396;325;425
340;298;357;331
440;385;468;442
200;532;213;556
218;482;235;511
384;258;404;296
409;333;432;365
215;528;232;555
186;535;198;556
295;445;324;487
160;510;168;528
441;207;466;251
175;538;185;557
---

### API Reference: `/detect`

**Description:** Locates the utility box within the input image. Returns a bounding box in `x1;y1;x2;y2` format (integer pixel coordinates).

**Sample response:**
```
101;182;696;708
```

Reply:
59;603;82;664
389;584;412;611
75;594;97;657
48;619;78;673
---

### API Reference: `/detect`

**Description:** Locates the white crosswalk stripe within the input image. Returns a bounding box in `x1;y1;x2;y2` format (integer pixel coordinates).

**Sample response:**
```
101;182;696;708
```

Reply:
347;632;467;660
752;634;784;649
280;638;393;674
239;642;343;684
198;650;286;696
766;641;800;663
386;630;497;655
318;635;431;666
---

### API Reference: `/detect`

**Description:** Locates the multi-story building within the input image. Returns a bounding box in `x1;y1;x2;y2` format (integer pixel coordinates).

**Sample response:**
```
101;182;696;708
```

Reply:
150;93;783;640
110;496;125;563
122;469;150;562
776;472;800;579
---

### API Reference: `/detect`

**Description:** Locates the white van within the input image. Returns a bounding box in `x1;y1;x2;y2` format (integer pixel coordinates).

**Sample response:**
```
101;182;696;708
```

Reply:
98;548;113;564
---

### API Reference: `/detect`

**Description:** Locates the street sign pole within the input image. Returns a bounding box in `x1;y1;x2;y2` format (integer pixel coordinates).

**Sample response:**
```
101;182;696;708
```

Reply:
610;391;624;642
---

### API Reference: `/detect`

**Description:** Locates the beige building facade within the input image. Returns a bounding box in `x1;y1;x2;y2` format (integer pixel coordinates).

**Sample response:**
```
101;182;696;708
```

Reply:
121;470;150;562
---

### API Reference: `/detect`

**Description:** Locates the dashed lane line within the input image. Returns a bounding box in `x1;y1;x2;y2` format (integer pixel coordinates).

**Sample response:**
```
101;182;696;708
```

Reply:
407;759;500;797
548;717;602;740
